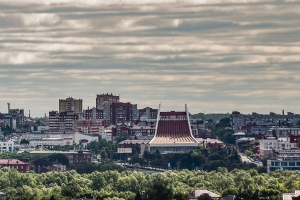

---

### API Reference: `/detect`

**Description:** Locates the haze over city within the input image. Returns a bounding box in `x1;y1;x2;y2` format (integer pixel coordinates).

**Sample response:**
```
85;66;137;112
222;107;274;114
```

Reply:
1;0;300;117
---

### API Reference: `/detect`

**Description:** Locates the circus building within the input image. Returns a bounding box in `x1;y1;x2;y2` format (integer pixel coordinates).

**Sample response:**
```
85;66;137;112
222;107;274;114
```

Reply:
149;104;199;153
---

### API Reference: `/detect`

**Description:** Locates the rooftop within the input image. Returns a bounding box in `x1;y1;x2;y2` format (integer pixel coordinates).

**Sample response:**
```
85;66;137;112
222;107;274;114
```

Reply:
0;159;26;165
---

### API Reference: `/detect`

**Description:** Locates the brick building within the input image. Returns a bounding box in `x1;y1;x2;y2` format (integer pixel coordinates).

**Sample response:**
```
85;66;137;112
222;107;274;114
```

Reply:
0;159;30;173
83;107;103;120
110;102;134;125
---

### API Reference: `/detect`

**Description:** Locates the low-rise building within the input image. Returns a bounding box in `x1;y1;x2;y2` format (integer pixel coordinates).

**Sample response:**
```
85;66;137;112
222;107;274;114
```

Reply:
0;159;30;173
76;119;104;135
0;140;18;153
19;150;92;164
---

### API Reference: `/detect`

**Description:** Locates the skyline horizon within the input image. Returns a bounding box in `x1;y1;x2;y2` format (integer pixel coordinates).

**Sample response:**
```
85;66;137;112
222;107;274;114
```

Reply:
0;95;298;118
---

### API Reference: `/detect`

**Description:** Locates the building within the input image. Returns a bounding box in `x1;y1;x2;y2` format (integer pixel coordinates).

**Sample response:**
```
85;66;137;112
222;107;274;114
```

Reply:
230;111;300;132
25;131;97;148
196;138;225;150
281;190;300;200
37;126;49;131
0;159;30;173
77;119;104;134
118;139;150;155
0;140;18;153
190;190;221;200
110;102;133;125
138;107;158;121
96;93;119;110
20;150;92;164
149;104;199;154
59;97;82;113
83;107;103;120
49;111;79;131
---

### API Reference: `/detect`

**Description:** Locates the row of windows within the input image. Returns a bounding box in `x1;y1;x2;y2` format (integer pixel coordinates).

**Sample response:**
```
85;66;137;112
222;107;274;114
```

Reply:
271;161;300;166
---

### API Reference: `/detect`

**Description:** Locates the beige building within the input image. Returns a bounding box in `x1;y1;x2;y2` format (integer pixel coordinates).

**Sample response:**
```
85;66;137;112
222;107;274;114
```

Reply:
59;97;82;113
96;93;119;110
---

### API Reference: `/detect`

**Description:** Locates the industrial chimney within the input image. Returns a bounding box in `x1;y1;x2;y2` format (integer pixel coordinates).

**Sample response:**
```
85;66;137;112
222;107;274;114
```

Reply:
7;102;10;113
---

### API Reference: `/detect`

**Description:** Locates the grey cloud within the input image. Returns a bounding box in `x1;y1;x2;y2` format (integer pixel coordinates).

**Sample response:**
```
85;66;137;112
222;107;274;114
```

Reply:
0;1;300;116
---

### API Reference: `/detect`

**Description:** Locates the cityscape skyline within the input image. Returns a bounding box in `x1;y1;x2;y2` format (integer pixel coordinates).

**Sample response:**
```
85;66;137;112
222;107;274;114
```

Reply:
1;0;300;117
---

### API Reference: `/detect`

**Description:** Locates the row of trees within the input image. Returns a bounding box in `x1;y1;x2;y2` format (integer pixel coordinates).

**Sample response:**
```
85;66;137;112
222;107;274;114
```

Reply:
0;167;299;199
129;146;266;172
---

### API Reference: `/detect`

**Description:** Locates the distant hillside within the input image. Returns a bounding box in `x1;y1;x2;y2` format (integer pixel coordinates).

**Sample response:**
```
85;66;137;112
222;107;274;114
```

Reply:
190;113;230;122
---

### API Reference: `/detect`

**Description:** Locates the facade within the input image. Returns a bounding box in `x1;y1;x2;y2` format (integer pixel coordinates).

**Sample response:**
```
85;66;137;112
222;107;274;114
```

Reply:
0;140;18;153
149;104;199;153
59;97;82;113
280;190;300;200
49;111;79;131
77;119;104;134
83;107;103;120
138;107;158;121
21;150;92;164
196;138;224;150
24;131;97;148
0;159;30;173
37;126;49;131
110;102;133;125
96;93;119;110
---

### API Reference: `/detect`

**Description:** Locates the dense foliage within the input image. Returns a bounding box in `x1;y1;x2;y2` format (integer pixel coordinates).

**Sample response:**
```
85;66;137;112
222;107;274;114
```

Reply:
0;167;299;200
130;146;266;172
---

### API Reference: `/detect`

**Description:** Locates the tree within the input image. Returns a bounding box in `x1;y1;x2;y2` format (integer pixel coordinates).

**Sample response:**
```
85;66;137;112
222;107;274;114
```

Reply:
173;192;189;200
47;154;70;166
197;193;213;200
146;182;173;200
134;191;142;200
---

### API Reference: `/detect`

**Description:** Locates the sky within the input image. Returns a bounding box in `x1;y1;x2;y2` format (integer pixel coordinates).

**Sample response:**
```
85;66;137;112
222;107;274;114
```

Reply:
0;0;300;117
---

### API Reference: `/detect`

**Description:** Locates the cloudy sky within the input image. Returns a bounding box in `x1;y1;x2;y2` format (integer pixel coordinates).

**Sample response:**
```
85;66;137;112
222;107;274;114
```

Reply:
0;0;300;117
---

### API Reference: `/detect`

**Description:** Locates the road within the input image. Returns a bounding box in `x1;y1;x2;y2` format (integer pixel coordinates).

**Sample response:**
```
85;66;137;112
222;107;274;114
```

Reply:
238;151;263;167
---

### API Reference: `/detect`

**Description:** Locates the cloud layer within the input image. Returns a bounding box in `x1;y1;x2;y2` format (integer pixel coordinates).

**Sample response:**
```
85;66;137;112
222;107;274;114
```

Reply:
0;0;300;117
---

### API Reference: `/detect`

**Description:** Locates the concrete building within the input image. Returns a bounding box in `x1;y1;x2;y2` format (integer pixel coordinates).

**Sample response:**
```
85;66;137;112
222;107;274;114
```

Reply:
83;107;103;120
0;159;30;173
37;126;49;131
138;107;158;122
0;140;18;153
59;97;82;113
49;111;79;131
96;93;119;110
110;102;133;125
77;119;104;134
24;131;97;148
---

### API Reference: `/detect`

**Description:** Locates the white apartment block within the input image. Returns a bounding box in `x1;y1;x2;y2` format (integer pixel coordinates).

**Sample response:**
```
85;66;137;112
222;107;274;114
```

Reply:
27;131;98;148
260;137;298;158
0;140;17;153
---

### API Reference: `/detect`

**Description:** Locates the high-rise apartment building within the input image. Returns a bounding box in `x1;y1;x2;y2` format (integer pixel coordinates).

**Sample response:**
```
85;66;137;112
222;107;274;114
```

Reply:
110;102;137;125
49;111;79;131
59;97;82;113
96;93;119;110
139;107;158;121
83;107;104;120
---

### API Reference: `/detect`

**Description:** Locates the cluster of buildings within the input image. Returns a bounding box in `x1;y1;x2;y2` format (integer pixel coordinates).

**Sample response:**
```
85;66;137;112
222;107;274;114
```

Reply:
0;103;25;130
230;111;300;173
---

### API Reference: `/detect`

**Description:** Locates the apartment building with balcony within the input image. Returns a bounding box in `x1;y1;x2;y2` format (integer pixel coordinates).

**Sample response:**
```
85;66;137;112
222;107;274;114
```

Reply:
59;97;82;113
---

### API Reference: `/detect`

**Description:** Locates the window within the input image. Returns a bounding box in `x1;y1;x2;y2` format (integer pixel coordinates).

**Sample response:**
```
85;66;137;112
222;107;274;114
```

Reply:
289;162;296;166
